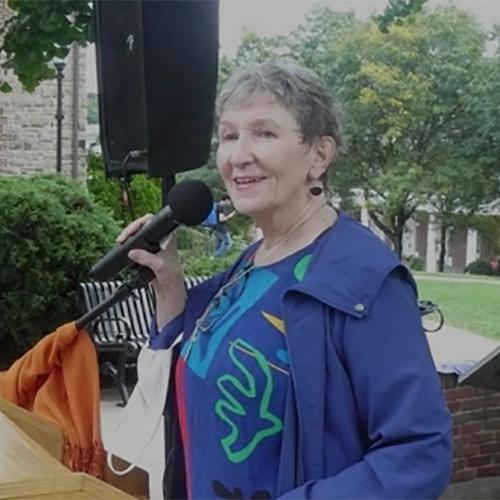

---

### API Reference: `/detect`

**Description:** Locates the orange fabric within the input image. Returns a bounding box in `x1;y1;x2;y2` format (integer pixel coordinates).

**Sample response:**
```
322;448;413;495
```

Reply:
0;321;104;477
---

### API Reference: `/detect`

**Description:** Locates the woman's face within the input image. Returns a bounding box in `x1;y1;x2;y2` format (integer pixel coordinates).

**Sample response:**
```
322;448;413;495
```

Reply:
216;92;325;220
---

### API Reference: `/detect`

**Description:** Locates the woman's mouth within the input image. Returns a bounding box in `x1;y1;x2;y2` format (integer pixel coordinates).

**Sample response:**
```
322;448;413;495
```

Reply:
233;176;266;190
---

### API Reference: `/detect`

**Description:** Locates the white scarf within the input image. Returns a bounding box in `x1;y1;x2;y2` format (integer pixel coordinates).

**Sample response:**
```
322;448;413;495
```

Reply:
106;340;178;496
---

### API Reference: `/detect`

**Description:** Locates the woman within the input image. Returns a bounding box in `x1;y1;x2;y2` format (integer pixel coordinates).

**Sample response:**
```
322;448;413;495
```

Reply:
119;61;452;499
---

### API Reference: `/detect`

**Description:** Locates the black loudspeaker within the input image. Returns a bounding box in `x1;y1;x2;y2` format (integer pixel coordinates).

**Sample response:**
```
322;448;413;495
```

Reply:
93;0;220;178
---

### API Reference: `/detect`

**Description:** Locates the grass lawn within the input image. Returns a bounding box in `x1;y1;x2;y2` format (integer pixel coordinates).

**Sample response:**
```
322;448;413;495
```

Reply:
416;279;500;341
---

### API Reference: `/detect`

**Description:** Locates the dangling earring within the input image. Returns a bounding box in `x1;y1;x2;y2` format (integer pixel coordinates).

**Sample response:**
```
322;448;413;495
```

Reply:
310;184;323;196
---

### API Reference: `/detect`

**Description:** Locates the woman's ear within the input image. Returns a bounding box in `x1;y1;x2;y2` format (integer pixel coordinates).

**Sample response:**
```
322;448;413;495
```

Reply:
310;136;336;179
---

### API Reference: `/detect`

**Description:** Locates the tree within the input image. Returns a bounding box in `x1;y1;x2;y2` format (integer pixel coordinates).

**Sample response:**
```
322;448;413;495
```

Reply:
4;0;497;268
223;7;435;255
0;0;91;92
255;5;497;260
459;52;500;190
416;14;500;270
374;0;428;33
425;53;500;270
469;213;500;258
323;6;494;257
287;6;360;86
201;5;499;260
233;30;290;67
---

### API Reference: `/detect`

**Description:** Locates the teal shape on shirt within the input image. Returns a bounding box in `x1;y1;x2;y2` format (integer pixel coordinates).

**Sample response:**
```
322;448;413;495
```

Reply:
276;349;289;365
186;269;278;379
294;254;313;282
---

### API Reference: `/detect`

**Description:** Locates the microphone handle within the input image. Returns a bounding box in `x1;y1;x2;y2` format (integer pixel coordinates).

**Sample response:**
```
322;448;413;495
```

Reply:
127;264;156;289
90;236;162;281
90;205;179;281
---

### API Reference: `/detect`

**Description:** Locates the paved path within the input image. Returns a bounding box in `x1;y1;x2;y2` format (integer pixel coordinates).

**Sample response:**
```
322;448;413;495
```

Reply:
426;323;500;375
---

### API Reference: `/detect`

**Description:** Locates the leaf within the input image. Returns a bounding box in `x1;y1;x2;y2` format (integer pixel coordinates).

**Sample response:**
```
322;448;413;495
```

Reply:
0;0;92;90
0;81;12;93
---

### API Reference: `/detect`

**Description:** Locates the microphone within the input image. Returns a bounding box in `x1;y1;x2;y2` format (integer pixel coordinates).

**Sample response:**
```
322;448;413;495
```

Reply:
90;179;213;281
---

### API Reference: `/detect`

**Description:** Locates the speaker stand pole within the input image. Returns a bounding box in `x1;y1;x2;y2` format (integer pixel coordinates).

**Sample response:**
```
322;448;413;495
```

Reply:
119;175;136;223
54;60;66;174
162;175;176;207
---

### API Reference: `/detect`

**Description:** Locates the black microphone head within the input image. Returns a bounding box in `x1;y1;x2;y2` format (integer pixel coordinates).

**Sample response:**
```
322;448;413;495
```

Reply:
167;179;214;226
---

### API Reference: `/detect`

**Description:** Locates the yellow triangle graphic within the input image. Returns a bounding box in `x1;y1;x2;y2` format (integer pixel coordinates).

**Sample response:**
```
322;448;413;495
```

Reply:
261;311;286;335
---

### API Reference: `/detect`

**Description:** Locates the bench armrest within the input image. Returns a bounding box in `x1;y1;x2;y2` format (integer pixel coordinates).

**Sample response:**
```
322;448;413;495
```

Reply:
418;300;444;333
89;316;133;342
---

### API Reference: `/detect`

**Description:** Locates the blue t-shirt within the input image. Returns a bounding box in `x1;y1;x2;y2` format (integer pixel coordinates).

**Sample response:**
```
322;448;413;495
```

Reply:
175;241;320;499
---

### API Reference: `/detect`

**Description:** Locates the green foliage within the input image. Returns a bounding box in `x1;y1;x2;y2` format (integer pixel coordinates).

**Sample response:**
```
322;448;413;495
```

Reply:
324;6;494;255
180;243;243;277
234;30;290;66
0;174;119;355
218;55;238;91
177;157;226;200
405;254;425;271
463;259;493;276
4;0;496;270
86;152;162;226
469;214;500;255
204;5;500;259
375;0;428;33
87;151;251;238
176;225;247;276
87;152;253;275
87;92;99;124
178;158;253;239
460;57;500;193
0;0;92;92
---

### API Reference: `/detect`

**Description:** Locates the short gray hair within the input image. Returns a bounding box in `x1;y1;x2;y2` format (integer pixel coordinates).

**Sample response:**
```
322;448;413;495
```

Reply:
216;60;343;157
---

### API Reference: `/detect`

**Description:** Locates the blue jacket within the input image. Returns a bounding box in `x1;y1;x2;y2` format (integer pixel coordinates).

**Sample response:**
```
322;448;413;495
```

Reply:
155;212;453;499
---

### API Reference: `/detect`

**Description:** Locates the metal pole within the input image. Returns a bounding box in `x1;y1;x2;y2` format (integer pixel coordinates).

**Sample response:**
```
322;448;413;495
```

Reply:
54;60;66;173
75;267;155;330
70;44;80;179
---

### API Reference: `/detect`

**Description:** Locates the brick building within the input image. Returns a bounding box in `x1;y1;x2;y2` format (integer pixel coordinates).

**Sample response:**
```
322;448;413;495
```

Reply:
441;373;500;498
0;0;87;179
359;203;499;273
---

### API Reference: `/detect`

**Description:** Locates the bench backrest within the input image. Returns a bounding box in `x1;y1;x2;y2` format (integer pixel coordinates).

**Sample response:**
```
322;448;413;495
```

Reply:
80;277;443;347
79;276;209;347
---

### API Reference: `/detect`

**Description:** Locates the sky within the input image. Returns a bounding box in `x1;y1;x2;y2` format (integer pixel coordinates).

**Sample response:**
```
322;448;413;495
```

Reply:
218;0;500;55
86;0;500;92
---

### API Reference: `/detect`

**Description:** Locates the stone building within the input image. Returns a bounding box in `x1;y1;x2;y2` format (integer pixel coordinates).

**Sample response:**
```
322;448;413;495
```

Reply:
0;0;87;179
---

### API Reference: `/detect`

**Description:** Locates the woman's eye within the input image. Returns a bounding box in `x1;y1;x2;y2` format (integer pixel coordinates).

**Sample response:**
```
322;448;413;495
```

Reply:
257;130;276;138
221;132;237;141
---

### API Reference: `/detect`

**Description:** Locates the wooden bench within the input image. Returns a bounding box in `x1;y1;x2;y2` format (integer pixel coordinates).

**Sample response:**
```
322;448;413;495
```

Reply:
79;277;208;405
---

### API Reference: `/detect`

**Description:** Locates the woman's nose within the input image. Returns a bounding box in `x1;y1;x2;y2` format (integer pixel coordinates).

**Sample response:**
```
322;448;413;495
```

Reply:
229;135;254;168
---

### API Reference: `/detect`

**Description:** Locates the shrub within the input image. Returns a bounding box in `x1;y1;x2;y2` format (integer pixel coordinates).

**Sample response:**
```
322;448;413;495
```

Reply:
180;251;241;277
86;150;253;276
177;226;247;276
86;152;161;225
0;174;120;356
463;259;493;276
405;254;425;271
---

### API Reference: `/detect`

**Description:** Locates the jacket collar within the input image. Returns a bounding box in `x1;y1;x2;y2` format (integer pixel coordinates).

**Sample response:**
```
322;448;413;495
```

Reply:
201;211;410;318
290;211;409;318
